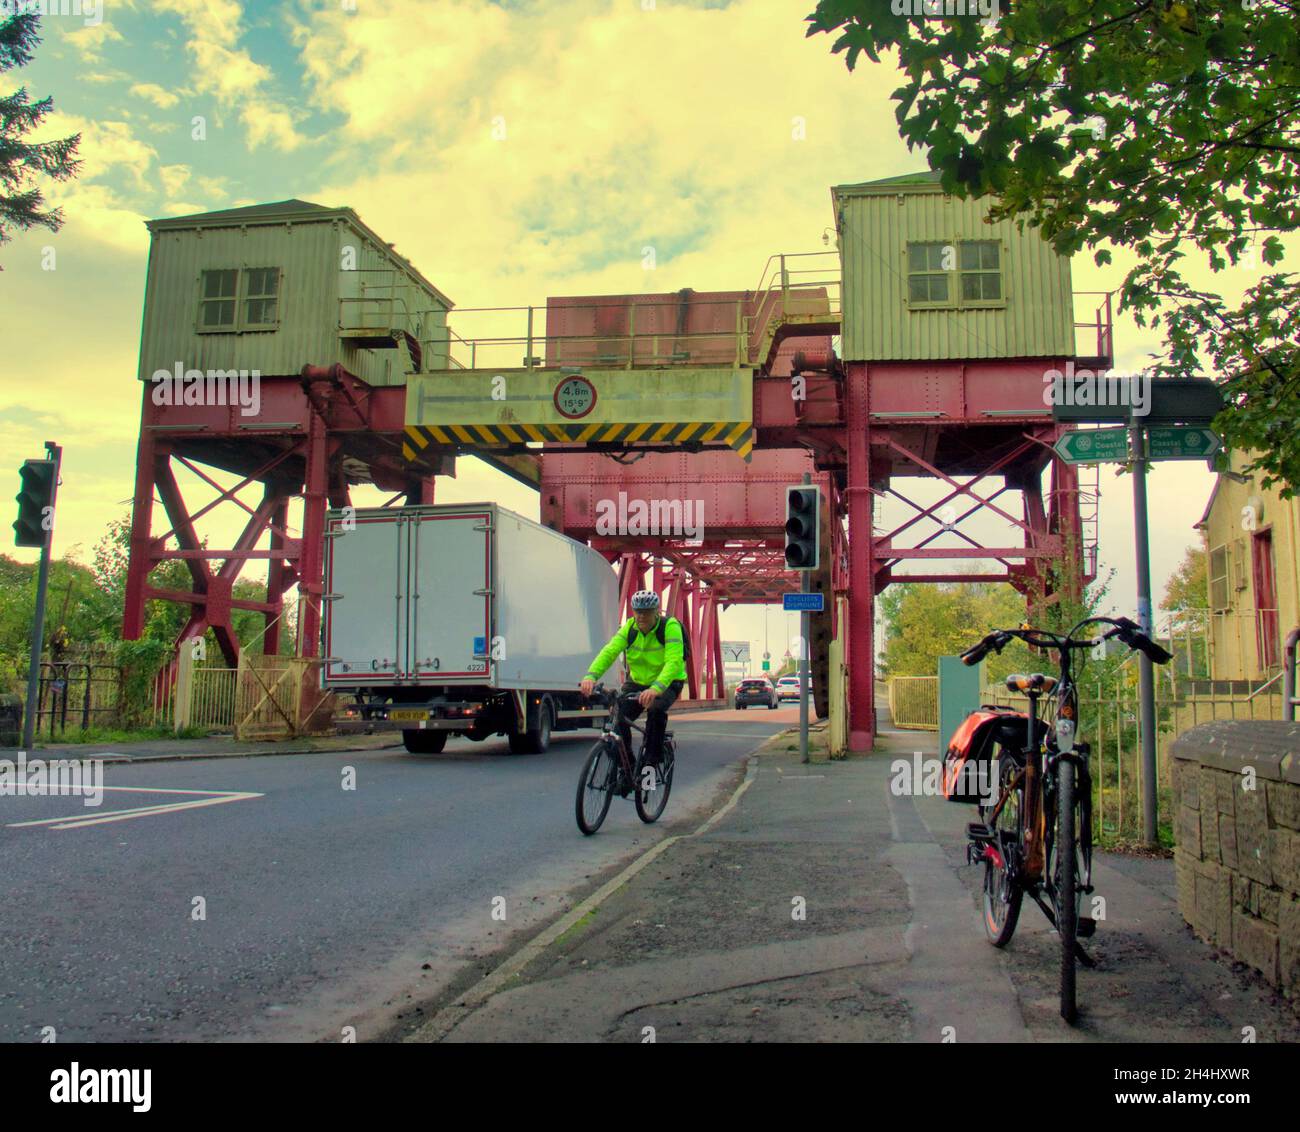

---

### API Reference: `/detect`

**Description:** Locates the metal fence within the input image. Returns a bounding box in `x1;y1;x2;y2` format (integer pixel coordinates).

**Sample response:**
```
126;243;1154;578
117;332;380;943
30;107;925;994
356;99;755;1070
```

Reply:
33;662;122;737
981;677;1287;842
887;676;939;730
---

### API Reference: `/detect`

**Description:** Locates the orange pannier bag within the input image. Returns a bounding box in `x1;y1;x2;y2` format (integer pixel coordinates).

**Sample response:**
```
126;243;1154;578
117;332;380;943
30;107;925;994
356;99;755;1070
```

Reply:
941;707;1032;802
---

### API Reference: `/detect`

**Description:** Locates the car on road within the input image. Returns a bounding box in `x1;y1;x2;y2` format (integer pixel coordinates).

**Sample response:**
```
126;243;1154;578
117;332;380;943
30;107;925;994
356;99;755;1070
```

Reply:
775;676;801;702
734;677;778;710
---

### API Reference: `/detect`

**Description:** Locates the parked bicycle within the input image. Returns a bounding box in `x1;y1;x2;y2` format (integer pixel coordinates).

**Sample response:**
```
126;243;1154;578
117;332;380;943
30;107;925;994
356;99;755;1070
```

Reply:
575;684;677;834
953;616;1171;1023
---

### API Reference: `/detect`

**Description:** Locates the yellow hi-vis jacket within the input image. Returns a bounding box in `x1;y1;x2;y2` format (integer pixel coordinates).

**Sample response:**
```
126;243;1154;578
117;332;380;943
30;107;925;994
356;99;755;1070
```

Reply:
585;615;687;693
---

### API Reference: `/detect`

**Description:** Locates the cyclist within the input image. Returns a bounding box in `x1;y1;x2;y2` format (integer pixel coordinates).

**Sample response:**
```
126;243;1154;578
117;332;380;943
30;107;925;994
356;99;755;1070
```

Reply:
579;590;687;767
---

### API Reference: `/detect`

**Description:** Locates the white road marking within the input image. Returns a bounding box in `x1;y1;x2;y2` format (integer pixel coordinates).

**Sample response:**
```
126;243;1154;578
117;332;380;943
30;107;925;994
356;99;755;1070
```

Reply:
7;786;263;831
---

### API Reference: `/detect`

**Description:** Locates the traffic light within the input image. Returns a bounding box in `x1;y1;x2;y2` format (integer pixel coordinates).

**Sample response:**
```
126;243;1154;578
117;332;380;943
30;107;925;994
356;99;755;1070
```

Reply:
784;485;819;570
14;460;56;548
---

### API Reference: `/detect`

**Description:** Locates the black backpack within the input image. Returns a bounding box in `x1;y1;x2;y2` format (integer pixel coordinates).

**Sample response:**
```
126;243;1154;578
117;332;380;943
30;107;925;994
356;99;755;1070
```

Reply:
627;615;692;666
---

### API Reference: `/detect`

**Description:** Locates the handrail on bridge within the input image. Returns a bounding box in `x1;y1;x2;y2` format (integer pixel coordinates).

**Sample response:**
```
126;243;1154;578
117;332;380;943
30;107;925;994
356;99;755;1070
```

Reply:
1072;289;1114;364
415;250;843;373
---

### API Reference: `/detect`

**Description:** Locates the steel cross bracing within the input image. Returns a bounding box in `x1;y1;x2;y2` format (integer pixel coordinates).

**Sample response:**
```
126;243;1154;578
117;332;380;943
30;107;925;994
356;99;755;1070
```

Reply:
122;263;1104;751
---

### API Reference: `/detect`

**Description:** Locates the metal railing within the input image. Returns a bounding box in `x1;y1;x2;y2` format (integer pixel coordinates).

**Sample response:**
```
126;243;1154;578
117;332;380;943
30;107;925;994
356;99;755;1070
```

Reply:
417;250;842;373
34;662;122;736
745;251;841;362
887;675;939;730
982;669;1289;842
1073;290;1114;365
423;296;755;372
337;269;415;332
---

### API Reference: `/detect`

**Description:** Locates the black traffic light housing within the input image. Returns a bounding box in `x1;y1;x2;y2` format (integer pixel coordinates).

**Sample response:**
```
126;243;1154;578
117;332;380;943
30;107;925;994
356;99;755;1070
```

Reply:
14;459;56;548
784;486;820;570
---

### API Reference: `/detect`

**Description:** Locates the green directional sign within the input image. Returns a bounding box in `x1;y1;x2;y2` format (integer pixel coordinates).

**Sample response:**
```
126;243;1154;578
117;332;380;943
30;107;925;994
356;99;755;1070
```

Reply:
1054;428;1129;464
761;660;770;671
1145;426;1220;461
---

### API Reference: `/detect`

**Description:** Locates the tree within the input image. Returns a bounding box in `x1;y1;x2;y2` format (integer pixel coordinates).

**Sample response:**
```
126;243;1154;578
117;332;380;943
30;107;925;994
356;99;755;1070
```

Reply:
807;1;1300;492
0;11;81;260
879;581;1030;680
1160;542;1209;675
1162;543;1208;615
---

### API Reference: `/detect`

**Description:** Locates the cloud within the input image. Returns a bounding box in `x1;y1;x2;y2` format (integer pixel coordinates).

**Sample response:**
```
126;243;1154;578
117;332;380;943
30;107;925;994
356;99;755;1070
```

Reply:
130;83;182;109
152;0;307;151
61;19;124;65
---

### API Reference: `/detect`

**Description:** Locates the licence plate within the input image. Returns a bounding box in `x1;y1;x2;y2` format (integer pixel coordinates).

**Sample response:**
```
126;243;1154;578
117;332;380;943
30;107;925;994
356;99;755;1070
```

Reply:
390;709;429;722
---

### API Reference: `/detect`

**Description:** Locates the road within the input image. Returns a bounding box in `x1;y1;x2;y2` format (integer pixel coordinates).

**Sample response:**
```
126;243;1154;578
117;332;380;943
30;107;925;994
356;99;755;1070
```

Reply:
0;709;793;1042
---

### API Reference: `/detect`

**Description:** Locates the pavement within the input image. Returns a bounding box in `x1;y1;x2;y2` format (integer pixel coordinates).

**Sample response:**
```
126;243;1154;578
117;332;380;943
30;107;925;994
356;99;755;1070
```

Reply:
399;706;1300;1044
16;701;737;764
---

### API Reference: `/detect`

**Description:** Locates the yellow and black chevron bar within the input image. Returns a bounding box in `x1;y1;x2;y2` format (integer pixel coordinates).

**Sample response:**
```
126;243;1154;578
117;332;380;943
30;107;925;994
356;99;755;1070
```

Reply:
402;420;754;461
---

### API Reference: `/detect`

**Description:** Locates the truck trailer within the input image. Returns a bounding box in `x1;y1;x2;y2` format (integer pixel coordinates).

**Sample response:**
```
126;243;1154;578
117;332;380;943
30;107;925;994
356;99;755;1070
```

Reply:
322;502;621;753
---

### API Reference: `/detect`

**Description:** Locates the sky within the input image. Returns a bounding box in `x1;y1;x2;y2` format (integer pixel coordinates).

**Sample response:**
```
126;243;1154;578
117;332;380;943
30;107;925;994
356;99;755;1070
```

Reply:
0;0;1278;675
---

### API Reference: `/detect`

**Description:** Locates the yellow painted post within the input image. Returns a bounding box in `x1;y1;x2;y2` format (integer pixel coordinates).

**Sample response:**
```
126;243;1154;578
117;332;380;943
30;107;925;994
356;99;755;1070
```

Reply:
174;643;194;733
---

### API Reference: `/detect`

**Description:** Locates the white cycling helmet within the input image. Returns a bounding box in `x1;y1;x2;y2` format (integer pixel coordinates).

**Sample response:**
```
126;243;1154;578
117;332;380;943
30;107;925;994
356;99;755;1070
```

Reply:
630;590;661;611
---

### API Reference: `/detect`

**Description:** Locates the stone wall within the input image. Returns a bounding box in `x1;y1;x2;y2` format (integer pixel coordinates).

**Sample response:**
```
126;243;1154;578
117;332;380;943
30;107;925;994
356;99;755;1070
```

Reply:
1172;721;1300;1002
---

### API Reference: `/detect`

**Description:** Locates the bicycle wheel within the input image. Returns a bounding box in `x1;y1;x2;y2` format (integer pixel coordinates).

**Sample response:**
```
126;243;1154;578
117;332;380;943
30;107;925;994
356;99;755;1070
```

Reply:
575;740;616;835
982;752;1024;947
634;739;674;824
1055;758;1079;1023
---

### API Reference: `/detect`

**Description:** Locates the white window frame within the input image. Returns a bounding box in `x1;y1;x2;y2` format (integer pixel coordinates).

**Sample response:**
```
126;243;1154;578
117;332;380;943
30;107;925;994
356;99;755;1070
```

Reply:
904;239;1007;311
196;266;283;333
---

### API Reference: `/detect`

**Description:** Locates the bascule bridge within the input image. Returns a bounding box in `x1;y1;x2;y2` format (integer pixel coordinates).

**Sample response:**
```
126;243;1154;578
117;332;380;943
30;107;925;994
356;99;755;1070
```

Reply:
124;174;1109;748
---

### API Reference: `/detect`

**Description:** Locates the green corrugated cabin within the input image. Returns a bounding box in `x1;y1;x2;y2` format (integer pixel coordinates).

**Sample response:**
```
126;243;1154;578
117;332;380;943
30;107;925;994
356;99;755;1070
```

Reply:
136;199;453;385
832;171;1075;363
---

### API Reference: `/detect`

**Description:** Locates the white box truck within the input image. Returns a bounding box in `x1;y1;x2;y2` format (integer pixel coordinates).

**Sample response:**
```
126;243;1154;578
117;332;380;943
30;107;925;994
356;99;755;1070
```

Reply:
322;503;621;754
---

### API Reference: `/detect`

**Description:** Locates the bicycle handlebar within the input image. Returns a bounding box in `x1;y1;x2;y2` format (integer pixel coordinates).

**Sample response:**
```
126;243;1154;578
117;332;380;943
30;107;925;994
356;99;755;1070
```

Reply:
960;616;1172;668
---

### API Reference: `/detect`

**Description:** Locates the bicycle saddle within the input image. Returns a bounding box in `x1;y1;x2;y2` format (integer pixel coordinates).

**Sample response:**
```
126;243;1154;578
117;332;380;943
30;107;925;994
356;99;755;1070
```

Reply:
1004;673;1058;693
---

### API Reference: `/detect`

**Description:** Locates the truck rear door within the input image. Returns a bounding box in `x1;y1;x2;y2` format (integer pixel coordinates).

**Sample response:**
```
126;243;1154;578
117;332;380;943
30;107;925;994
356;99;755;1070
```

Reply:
407;509;492;679
324;512;405;683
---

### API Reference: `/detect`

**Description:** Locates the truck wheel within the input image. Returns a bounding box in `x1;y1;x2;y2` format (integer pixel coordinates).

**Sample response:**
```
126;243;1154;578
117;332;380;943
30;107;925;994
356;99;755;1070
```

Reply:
509;701;552;754
403;728;447;754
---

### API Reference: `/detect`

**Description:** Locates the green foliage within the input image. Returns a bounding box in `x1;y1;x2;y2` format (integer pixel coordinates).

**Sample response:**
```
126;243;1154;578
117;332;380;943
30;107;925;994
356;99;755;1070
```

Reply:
35;723;207;746
1162;543;1208;614
879;581;1028;679
0;11;81;259
112;638;171;728
807;0;1300;492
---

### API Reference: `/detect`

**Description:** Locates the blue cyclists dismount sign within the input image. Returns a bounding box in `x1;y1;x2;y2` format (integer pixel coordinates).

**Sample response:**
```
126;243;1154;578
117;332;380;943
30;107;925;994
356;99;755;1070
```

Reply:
783;593;824;612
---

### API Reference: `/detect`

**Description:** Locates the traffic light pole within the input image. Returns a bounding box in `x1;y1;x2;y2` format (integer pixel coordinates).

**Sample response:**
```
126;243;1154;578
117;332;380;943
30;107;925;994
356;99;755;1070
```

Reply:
21;442;61;752
800;472;810;765
1128;423;1159;846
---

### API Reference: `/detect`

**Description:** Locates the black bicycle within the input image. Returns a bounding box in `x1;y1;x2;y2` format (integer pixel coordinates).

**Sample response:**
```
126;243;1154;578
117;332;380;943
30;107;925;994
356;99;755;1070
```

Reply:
959;616;1171;1023
575;684;677;834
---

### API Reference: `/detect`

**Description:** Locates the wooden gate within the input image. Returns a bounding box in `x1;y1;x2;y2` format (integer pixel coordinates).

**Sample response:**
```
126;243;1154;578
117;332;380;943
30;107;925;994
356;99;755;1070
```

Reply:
235;654;309;739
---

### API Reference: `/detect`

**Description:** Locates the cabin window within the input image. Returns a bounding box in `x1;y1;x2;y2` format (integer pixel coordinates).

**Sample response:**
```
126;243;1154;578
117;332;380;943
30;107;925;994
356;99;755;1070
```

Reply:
199;269;238;328
905;240;1005;308
243;267;280;327
197;267;282;332
1208;544;1230;611
906;243;950;305
959;241;1002;302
